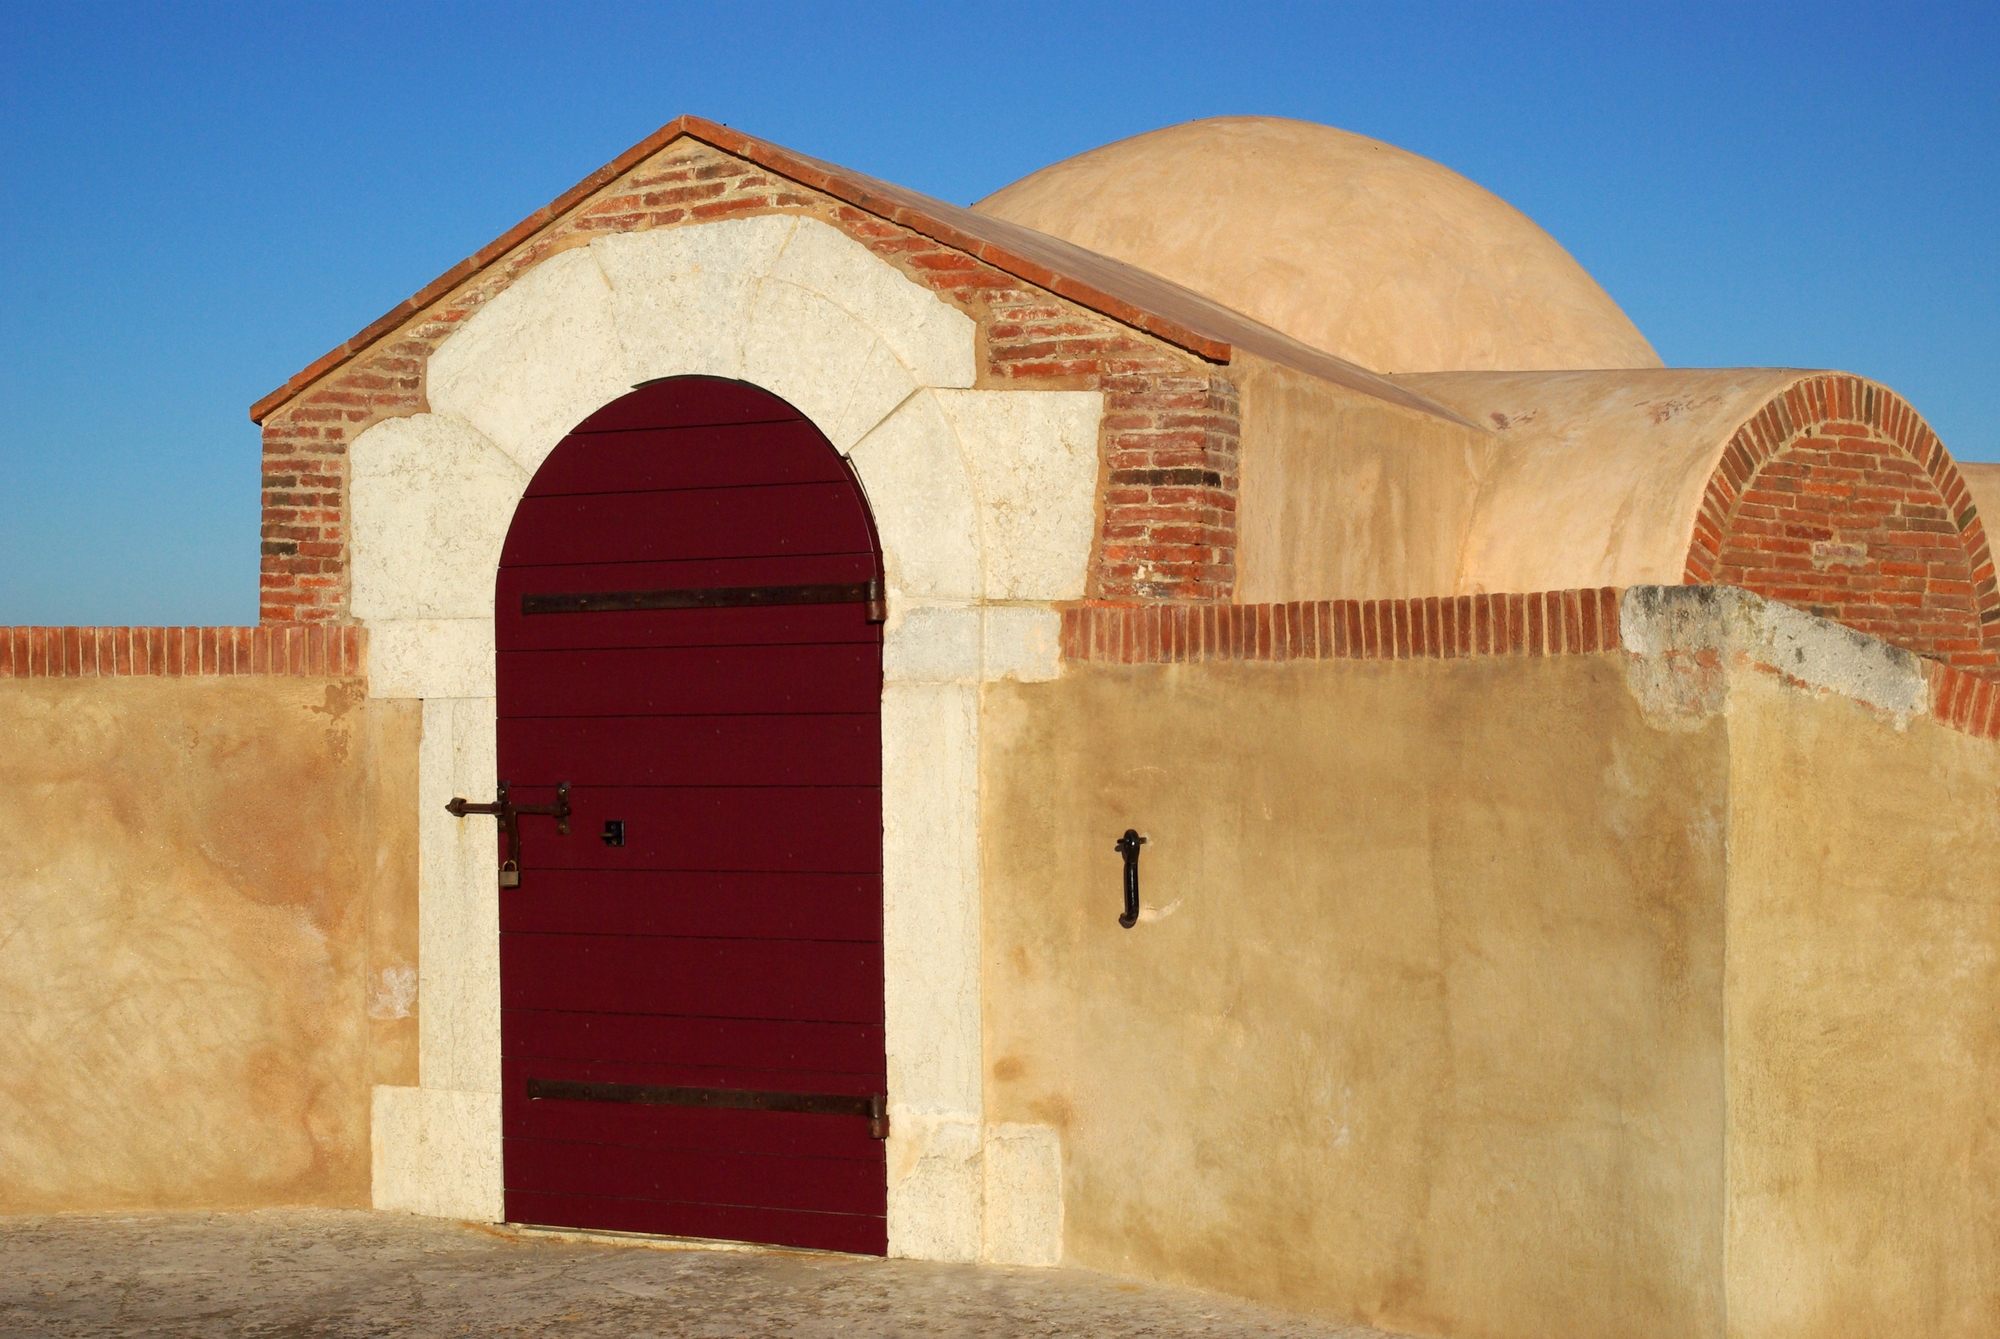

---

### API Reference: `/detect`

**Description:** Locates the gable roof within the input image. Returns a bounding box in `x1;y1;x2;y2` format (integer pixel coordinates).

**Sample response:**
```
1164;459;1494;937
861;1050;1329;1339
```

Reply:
250;115;1469;427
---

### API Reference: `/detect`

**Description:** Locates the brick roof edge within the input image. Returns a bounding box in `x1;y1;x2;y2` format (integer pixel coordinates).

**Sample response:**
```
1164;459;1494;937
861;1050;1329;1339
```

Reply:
249;115;1469;428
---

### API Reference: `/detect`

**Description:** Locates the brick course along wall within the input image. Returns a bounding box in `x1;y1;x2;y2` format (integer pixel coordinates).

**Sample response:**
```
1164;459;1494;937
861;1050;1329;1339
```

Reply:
1064;591;2000;751
1061;588;1624;664
252;133;1239;622
1683;373;2000;672
0;626;365;677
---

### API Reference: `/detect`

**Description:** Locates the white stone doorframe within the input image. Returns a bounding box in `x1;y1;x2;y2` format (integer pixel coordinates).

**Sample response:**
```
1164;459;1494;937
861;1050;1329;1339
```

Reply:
353;215;1092;1265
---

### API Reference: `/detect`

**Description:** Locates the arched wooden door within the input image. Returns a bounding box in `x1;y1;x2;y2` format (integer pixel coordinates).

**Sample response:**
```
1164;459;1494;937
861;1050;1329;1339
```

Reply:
493;376;887;1254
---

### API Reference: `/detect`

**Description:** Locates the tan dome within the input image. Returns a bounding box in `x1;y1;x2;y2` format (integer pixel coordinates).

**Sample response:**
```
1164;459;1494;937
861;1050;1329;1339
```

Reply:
974;117;1661;375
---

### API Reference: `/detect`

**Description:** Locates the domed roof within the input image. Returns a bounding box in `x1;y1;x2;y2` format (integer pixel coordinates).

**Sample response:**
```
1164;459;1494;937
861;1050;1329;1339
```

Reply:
973;117;1661;375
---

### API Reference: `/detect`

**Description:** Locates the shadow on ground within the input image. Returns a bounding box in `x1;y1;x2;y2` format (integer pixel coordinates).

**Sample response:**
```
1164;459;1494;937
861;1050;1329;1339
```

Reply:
0;1210;1406;1338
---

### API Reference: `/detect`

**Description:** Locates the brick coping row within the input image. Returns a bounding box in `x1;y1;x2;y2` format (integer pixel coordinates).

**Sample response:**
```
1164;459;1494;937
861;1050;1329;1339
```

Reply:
3;604;1991;746
0;626;365;679
1062;591;1999;747
1926;663;2000;741
1060;589;1626;664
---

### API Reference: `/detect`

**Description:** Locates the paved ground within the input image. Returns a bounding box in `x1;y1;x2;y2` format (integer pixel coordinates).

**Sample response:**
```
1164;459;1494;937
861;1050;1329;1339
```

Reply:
0;1210;1406;1338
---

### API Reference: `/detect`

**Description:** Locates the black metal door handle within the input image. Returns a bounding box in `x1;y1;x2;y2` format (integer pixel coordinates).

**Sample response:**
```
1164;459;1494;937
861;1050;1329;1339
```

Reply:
446;781;572;887
1115;829;1146;928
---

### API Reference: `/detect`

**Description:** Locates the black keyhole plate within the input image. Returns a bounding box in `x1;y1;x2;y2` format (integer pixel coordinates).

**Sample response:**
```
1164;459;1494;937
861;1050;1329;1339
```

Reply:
601;820;625;847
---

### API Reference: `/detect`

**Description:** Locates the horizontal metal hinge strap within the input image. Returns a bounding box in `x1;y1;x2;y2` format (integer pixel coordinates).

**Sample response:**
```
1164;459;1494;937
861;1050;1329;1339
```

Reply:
523;578;882;618
526;1078;888;1135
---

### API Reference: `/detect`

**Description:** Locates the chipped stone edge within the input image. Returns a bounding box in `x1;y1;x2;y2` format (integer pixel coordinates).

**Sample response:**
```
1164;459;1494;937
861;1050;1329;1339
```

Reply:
1618;585;1929;728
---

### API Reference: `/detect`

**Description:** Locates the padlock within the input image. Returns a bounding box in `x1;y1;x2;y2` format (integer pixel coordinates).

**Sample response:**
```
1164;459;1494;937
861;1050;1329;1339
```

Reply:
498;859;520;889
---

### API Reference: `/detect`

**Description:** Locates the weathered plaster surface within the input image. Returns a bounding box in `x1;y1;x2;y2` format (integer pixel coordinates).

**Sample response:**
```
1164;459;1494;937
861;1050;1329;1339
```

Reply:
1722;673;2000;1339
1233;352;1491;602
978;588;2000;1336
0;679;418;1212
981;655;1731;1336
357;215;1098;1253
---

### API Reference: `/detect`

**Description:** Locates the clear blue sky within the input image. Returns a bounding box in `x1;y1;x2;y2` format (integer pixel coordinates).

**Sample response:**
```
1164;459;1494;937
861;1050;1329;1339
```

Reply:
2;2;1994;624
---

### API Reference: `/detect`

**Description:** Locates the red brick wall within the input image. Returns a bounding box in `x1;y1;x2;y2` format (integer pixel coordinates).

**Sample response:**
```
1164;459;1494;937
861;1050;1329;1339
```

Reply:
1683;374;1998;672
256;138;1236;622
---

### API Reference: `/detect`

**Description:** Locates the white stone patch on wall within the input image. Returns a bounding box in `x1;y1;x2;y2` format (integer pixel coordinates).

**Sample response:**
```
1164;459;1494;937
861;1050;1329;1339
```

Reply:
372;212;1104;1254
590;214;791;387
740;278;924;453
367;963;418;1021
982;608;1063;684
848;393;984;605
887;1111;983;1263
351;413;529;622
1620;585;1928;729
371;1085;501;1221
431;218;980;475
426;248;631;475
366;620;495;701
767;217;975;389
416;697;501;1097
934;390;1102;602
983;1123;1064;1266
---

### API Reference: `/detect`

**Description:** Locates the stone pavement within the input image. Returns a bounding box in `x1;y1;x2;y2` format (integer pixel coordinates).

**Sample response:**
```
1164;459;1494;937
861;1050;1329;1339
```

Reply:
0;1209;1408;1338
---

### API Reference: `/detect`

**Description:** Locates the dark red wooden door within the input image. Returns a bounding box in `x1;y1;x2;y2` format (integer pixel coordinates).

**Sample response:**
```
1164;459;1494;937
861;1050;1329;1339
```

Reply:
495;376;887;1254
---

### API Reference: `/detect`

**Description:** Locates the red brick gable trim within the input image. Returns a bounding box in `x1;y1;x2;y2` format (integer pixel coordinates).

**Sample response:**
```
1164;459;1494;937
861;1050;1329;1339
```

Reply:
253;135;1254;622
1682;373;1998;671
250;116;1453;429
0;626;365;677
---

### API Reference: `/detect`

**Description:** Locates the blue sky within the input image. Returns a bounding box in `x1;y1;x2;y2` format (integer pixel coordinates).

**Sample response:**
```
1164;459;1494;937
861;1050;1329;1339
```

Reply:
2;1;1994;625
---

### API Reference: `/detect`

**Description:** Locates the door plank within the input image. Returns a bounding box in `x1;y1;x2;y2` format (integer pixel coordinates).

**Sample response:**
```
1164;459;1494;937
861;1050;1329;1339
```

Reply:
500;872;880;940
500;934;885;1022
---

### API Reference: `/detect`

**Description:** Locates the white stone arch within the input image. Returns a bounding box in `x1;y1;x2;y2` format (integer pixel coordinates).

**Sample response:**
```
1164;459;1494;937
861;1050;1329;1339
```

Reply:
352;215;1100;1263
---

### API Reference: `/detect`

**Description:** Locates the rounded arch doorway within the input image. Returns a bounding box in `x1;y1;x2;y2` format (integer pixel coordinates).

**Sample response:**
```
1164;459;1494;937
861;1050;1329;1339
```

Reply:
492;376;888;1253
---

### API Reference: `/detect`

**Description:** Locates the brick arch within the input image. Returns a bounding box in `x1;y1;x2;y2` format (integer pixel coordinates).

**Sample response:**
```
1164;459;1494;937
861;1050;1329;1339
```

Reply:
1682;373;1999;672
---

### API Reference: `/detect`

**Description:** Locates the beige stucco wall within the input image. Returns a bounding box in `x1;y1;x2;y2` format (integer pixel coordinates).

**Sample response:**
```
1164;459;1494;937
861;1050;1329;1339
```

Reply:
1232;363;1821;604
0;677;419;1212
1233;352;1493;602
980;590;2000;1338
1724;674;2000;1339
981;653;1731;1338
